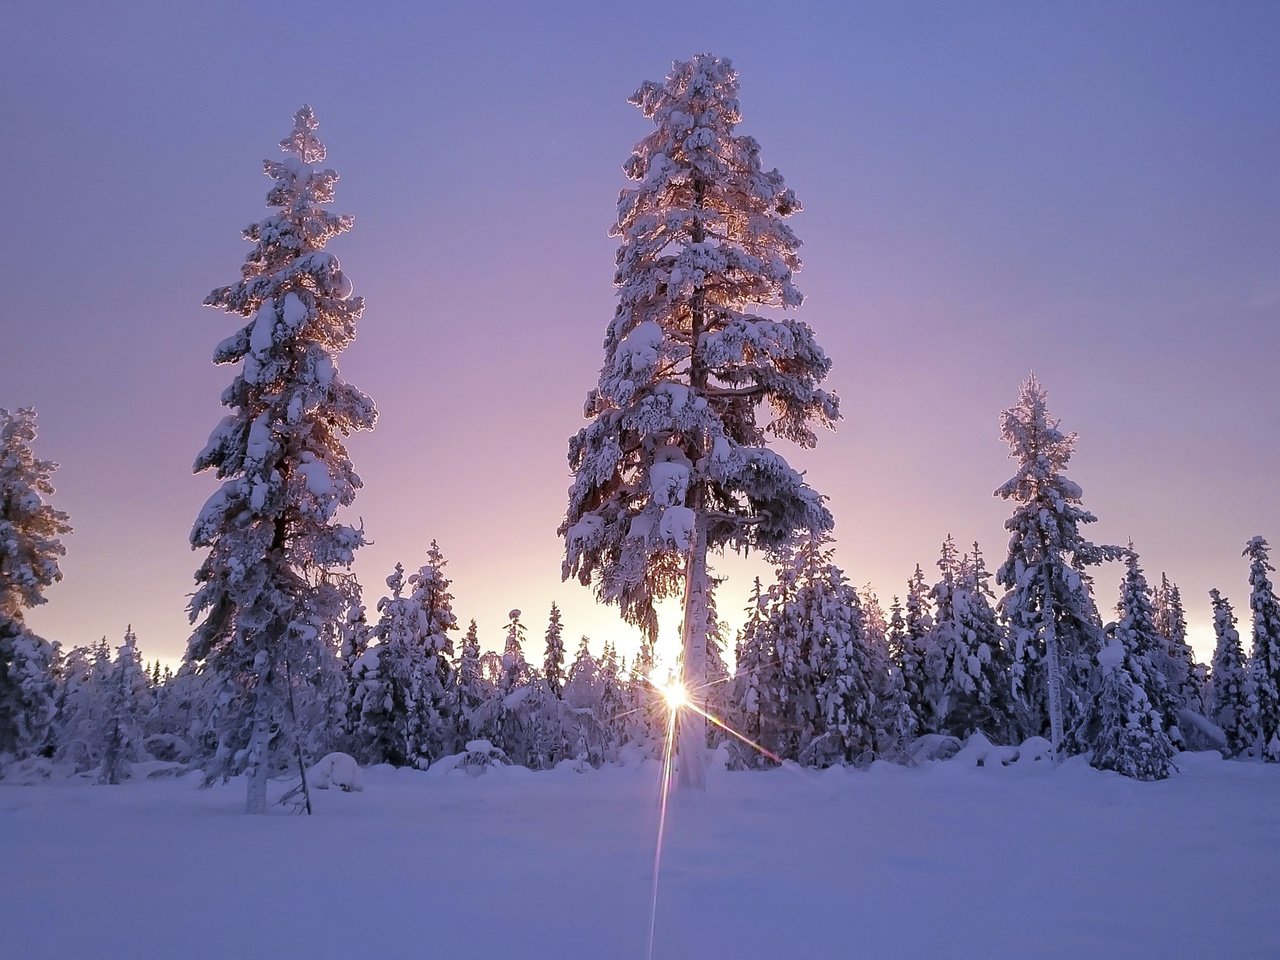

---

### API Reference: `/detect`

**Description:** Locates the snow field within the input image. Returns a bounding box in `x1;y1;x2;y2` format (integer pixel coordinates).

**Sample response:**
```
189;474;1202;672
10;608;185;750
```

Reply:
2;750;1277;960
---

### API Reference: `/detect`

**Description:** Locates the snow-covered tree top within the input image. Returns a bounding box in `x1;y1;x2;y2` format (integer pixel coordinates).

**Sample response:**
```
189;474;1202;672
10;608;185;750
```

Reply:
186;106;376;663
994;375;1115;576
561;55;838;630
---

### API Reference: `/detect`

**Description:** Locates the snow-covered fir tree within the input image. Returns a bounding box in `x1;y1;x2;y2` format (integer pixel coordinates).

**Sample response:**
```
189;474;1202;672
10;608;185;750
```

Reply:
732;578;777;767
994;375;1119;755
899;565;938;733
0;407;70;763
562;637;612;765
455;619;489;745
745;536;876;766
491;609;538;764
1208;588;1257;758
99;626;153;785
1244;536;1280;761
183;106;377;813
701;575;732;743
53;641;109;771
792;539;876;767
1107;548;1180;745
872;594;919;758
338;597;371;749
1086;634;1174;781
543;603;566;700
354;548;457;768
1154;573;1201;713
932;541;1014;742
561;54;838;789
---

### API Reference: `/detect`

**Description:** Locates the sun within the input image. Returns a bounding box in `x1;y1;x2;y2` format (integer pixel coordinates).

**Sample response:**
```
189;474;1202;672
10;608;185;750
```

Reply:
650;672;688;710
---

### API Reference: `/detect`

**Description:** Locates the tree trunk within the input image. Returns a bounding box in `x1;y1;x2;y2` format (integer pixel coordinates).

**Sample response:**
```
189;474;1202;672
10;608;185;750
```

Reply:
677;173;710;792
677;508;708;791
244;654;274;815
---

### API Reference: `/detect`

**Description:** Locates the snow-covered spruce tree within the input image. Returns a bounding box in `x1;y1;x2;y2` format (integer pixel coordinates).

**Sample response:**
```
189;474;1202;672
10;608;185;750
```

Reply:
337;597;371;749
933;542;1015;742
490;609;536;763
406;542;457;758
873;594;919;758
563;637;611;765
702;575;732;744
355;550;457;768
994;375;1119;755
1208;589;1257;758
731;577;777;767
788;538;876;767
0;407;70;763
1086;635;1174;781
1244;536;1280;761
1154;574;1201;713
561;55;838;790
543;603;566;700
900;564;939;734
99;626;153;785
455;619;490;746
53;642;109;770
183;106;376;813
1107;548;1180;744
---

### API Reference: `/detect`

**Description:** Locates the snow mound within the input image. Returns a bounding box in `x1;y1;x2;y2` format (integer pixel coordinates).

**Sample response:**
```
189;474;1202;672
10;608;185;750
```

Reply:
0;757;56;785
953;732;1019;768
307;753;363;792
905;734;961;765
1017;737;1055;763
457;740;512;776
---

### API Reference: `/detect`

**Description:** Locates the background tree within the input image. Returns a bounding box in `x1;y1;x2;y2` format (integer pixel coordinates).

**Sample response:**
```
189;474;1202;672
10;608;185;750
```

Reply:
99;626;153;784
994;375;1118;755
543;603;566;700
900;565;937;733
561;54;839;789
1154;574;1201;713
455;620;489;746
1208;588;1257;758
1244;536;1280;761
934;542;1014;741
1107;549;1179;745
0;407;70;763
1086;634;1174;781
182;106;376;813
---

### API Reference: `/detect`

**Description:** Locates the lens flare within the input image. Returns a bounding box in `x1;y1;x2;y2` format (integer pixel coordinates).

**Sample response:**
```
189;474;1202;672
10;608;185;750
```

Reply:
644;669;785;959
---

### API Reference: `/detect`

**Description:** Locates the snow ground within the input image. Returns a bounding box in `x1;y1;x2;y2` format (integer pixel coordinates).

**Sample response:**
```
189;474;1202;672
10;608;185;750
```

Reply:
2;750;1277;960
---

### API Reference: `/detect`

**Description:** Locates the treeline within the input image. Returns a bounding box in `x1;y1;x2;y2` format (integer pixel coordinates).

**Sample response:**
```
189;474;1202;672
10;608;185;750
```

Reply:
2;510;1278;788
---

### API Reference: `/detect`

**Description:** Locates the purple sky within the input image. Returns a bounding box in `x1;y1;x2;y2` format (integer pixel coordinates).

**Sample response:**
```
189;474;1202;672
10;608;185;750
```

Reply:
4;2;1277;667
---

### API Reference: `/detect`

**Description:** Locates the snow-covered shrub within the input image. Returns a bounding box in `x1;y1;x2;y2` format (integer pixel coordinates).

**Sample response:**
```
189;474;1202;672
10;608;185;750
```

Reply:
456;739;511;777
306;752;363;792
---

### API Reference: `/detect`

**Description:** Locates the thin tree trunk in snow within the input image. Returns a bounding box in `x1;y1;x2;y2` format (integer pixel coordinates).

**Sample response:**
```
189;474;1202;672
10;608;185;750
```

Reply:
244;654;274;815
677;174;709;792
678;508;708;791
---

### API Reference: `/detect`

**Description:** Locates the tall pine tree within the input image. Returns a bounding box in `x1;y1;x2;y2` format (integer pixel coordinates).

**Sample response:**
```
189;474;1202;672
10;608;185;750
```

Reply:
994;375;1118;755
561;54;838;789
183;106;376;813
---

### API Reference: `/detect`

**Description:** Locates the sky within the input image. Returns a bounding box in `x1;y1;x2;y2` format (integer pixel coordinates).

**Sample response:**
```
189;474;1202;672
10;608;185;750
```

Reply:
3;1;1277;668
